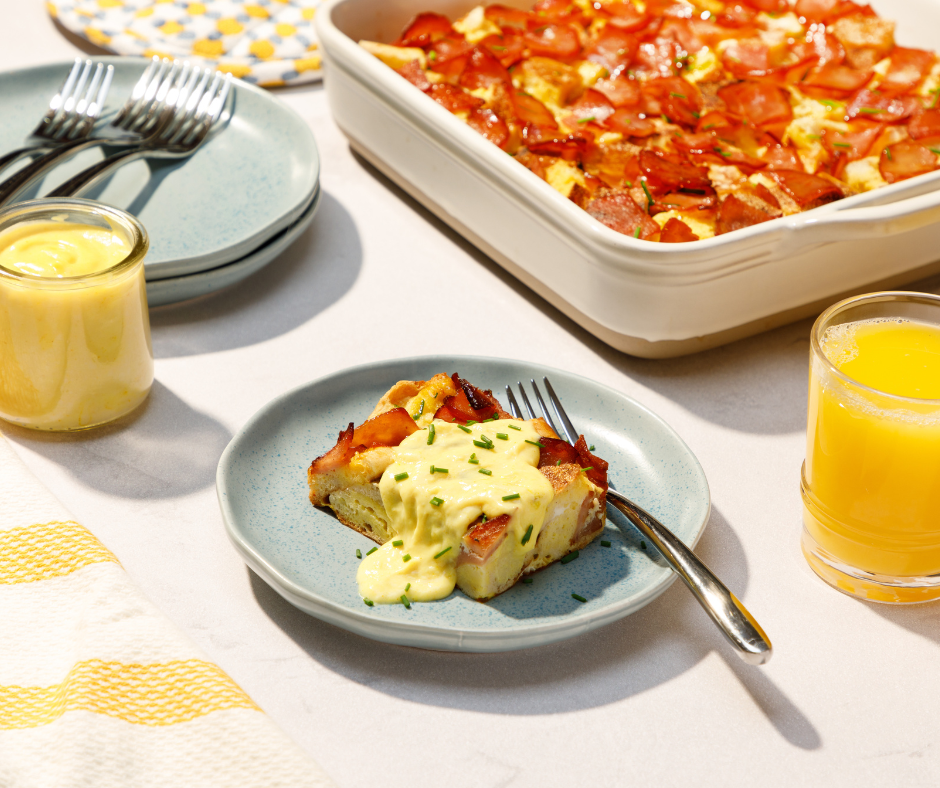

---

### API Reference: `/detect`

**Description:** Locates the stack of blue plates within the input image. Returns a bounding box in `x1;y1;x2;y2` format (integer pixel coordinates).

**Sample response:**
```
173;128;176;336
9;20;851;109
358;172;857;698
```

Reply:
0;58;320;307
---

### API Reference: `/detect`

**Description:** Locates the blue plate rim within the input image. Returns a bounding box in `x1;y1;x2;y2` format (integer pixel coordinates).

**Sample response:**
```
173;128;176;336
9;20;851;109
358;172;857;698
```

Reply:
216;355;711;652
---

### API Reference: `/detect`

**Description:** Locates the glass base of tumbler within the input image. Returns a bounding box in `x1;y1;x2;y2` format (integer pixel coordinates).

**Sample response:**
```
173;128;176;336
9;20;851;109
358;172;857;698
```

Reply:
801;527;940;604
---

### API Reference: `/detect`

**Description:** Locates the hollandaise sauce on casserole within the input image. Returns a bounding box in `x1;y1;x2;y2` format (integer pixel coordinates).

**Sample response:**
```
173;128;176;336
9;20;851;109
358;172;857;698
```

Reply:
361;0;940;243
359;419;553;602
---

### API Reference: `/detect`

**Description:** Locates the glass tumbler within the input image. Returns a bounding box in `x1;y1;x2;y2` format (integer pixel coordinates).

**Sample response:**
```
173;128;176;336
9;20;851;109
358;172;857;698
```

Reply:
0;199;153;431
801;291;940;603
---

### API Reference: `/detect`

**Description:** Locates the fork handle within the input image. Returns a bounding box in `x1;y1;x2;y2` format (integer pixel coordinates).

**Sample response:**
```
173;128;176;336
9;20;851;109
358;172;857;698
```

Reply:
0;146;52;177
607;488;772;665
46;146;149;199
0;138;105;207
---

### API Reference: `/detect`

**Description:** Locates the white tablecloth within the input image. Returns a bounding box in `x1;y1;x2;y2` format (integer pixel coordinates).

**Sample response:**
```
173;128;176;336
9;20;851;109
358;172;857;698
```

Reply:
4;4;940;786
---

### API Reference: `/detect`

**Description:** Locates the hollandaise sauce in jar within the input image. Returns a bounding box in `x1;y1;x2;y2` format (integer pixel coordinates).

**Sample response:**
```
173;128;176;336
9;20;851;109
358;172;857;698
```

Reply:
0;199;153;431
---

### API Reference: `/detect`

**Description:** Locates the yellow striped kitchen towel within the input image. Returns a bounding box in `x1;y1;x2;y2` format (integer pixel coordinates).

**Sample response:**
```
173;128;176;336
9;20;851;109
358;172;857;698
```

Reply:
0;433;335;788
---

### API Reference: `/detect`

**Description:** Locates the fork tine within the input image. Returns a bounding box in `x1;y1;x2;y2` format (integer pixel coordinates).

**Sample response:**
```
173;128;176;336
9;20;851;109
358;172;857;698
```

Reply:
543;378;579;445
46;59;93;138
505;387;523;419
530;379;560;436
183;73;231;145
516;383;538;420
34;57;82;134
62;62;105;139
113;56;161;128
124;58;174;133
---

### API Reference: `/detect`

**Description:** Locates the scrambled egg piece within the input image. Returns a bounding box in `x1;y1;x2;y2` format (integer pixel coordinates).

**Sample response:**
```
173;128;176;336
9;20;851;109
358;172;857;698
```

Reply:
453;6;501;44
359;40;426;69
545;159;586;197
652;210;716;239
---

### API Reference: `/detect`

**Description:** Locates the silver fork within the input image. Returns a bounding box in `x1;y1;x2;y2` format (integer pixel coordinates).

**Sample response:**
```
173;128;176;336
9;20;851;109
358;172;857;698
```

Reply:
507;377;773;666
47;70;232;199
0;58;114;175
0;57;187;208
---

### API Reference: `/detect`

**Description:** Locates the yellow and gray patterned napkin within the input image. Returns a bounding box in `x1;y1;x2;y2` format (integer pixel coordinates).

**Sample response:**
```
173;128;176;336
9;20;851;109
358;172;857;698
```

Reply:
0;432;334;787
48;0;322;86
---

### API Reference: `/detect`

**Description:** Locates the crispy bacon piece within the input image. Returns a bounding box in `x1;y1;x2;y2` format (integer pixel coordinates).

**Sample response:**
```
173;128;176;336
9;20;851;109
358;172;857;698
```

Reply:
396;60;431;91
795;0;871;23
586;191;660;238
603;108;657;137
645;77;702;127
718;3;757;28
600;1;650;31
845;89;920;122
531;0;583;23
459;514;511;565
799;63;872;94
396;12;455;47
593;76;641;108
722;40;777;79
675;132;766;170
762;142;802;170
633;38;681;78
566;89;616;125
573;435;608;491
308;423;355;476
740;0;787;10
513;91;557;130
880;48;935;94
719;81;792;127
308;408;419;476
650;191;717;214
639;149;711;193
879;141;939;183
524;23;581;59
582;142;635;188
584;25;638;74
770;169;843;208
659;217;699;242
459;46;512;89
479;32;527;68
468;108;510;147
910;110;940;141
433;374;513;423
716;194;778;234
824;120;883;172
753;182;780;208
484;4;533;29
427;83;484;113
536;437;608;490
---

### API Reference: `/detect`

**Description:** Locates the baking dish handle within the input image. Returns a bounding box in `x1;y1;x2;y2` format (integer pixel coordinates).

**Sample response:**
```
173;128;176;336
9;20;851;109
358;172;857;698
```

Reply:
782;186;940;249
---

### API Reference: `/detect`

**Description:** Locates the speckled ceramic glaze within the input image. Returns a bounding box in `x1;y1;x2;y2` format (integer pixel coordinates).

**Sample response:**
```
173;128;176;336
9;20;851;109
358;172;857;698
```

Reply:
146;185;319;306
217;357;710;652
0;58;319;279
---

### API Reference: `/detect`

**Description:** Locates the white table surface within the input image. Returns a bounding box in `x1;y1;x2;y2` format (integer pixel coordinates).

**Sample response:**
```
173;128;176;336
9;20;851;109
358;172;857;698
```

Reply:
5;5;940;787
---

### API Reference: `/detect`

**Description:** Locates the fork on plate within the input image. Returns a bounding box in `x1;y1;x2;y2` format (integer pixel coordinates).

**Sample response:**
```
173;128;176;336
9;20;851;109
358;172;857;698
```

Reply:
0;57;202;207
46;69;232;199
506;377;773;666
0;58;113;176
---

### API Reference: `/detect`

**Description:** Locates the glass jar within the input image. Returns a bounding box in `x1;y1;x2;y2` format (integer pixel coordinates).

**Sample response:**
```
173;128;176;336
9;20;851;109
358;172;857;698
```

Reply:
0;198;153;431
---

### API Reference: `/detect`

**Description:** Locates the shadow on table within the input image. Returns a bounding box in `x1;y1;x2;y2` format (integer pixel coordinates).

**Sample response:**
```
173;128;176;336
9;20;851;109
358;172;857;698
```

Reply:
1;380;229;498
149;191;361;359
250;502;820;749
352;150;940;438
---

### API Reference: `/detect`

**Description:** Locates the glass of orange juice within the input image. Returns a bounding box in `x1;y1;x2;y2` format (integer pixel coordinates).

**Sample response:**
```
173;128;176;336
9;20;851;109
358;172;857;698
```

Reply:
0;199;153;431
802;291;940;603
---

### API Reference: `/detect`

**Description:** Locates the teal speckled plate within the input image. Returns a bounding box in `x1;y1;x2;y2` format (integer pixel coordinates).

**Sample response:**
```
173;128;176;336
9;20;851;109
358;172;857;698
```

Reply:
217;357;710;652
0;58;319;280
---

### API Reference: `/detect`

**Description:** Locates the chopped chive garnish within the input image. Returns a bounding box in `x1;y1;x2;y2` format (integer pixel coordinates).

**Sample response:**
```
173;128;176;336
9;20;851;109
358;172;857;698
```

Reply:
403;554;412;562
405;583;411;591
820;99;839;107
692;111;700;118
577;116;595;124
356;549;362;559
859;107;883;114
367;547;378;556
434;546;452;559
589;444;595;451
492;44;506;51
582;466;593;472
930;148;940;155
484;417;499;422
428;51;437;61
502;493;521;501
508;424;522;430
457;424;473;433
522;577;533;584
466;420;477;426
805;134;821;141
478;468;493;475
394;471;409;481
468;453;479;464
560;550;579;564
601;540;612;547
633;226;641;238
430;466;448;473
431;496;444;506
364;598;374;606
521;524;534;545
572;593;587;603
641;180;653;210
427;423;436;445
640;540;647;550
669;91;686;99
401;594;411;608
555;459;561;466
832;142;851;148
885;147;892;160
525;439;544;447
392;539;404;547
800;68;810;82
703;123;716;129
413;400;425;419
496;433;509;440
473;439;493;449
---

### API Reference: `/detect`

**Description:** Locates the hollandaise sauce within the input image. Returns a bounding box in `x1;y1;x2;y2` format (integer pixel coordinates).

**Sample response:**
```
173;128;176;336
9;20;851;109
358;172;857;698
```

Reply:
358;419;553;603
0;208;153;431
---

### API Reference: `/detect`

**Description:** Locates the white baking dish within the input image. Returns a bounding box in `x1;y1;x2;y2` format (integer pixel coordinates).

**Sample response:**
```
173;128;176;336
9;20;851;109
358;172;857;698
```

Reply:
316;0;940;357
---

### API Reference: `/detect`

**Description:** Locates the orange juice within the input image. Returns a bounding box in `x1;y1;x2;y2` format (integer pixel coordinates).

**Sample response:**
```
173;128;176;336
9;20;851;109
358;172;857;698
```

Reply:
802;294;940;602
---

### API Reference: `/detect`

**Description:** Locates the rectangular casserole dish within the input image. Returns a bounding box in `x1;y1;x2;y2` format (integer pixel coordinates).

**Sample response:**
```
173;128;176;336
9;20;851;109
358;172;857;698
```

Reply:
316;0;940;357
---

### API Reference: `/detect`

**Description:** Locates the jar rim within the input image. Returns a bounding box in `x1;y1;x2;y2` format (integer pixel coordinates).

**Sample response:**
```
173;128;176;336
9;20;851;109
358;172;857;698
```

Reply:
0;198;148;287
811;290;940;406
